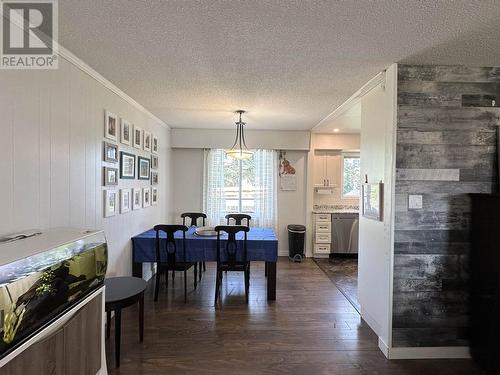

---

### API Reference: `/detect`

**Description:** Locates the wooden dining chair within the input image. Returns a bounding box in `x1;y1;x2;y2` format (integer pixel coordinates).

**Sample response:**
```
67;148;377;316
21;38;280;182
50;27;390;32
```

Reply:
154;224;197;303
214;225;250;305
225;213;251;226
180;212;207;277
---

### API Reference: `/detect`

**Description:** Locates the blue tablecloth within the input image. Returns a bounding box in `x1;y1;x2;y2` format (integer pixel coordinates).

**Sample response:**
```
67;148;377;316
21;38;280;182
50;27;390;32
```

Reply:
132;226;278;263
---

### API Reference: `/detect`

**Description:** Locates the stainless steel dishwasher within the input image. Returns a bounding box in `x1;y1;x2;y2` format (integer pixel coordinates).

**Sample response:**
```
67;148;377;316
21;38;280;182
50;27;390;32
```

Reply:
331;212;359;254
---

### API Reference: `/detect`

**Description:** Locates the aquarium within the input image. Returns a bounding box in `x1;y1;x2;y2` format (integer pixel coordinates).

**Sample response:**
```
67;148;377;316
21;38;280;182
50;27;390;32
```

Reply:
0;230;107;359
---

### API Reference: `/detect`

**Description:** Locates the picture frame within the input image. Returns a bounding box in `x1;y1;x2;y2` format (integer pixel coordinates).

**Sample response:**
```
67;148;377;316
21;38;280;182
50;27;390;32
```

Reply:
104;190;118;217
120;188;132;213
143;187;151;208
103;166;119;186
152;136;158;154
104;110;118;141
151;187;158;205
151;155;158;170
133;125;143;149
362;182;384;221
103;141;118;163
120;151;135;179
132;188;142;210
138;156;151;180
120;119;132;145
143;131;152;152
151;171;158;185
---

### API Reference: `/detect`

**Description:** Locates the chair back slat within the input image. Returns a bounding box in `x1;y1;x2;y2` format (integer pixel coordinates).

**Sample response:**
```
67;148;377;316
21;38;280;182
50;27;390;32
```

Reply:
181;212;207;227
214;225;249;267
154;224;188;267
225;214;251;226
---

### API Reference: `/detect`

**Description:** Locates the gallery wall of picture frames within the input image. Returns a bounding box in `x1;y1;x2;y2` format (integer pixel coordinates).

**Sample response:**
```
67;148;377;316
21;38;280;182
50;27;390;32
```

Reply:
103;109;160;218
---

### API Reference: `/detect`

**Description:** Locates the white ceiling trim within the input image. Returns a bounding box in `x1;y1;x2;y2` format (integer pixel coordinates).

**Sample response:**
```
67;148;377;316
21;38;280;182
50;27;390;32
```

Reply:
58;45;171;129
311;70;386;132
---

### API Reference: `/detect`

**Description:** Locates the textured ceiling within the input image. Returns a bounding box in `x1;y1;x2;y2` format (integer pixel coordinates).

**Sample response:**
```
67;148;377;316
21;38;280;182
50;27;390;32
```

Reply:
59;1;500;130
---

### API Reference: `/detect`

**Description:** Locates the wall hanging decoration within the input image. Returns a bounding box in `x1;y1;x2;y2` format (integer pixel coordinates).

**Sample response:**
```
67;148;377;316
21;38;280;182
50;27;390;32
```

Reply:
226;110;253;160
151;171;158;185
104;190;118;217
152;136;159;154
120;188;132;213
152;187;158;205
103;166;119;186
103;141;118;163
104;110;118;141
279;151;297;191
120;119;132;145
120;151;135;179
133;125;143;149
133;188;142;210
362;182;384;221
144;131;152;152
138;156;151;180
143;187;151;207
151;155;158;170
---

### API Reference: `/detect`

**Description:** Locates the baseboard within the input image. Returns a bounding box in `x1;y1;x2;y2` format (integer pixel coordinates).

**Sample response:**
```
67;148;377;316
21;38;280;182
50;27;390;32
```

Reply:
378;337;389;358
387;346;471;359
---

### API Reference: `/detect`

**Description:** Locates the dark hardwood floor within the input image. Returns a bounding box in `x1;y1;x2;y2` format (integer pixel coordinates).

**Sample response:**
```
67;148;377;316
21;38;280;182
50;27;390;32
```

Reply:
106;258;481;374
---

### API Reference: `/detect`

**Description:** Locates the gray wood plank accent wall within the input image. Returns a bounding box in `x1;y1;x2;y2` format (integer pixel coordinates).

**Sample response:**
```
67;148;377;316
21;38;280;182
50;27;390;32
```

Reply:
393;65;500;347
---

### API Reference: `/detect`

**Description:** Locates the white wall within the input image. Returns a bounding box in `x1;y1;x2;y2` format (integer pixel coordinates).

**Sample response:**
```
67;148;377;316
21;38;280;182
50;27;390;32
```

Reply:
357;64;397;356
0;56;172;278
171;148;307;256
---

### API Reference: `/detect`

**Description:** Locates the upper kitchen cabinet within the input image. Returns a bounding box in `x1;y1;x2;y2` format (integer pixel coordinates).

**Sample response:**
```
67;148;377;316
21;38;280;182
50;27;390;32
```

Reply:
313;150;341;187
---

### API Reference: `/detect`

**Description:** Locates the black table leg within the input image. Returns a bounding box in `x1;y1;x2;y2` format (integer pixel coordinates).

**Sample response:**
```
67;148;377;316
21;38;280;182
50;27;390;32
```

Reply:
115;309;122;368
266;261;276;301
106;311;111;339
139;293;144;342
132;261;143;278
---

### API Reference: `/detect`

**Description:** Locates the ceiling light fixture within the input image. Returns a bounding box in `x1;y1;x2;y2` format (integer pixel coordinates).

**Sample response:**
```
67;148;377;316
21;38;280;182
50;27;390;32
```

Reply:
333;128;340;132
226;110;253;160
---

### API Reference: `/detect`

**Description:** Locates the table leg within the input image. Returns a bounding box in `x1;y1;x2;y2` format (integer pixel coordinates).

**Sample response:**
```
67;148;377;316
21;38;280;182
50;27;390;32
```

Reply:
115;309;122;368
139;293;144;342
266;261;276;301
132;261;143;278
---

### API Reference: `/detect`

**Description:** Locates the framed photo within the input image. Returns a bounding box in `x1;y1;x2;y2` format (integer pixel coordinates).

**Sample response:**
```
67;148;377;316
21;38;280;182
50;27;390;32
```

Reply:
103;167;119;186
143;187;151;208
120;119;132;145
120;151;135;179
138;156;151;180
362;182;384;221
143;131;152;152
103;141;118;162
104;110;118;141
132;188;142;210
151;171;158;185
104;190;118;217
133;125;143;149
151;187;158;205
151;155;158;170
152;136;159;154
120;188;132;213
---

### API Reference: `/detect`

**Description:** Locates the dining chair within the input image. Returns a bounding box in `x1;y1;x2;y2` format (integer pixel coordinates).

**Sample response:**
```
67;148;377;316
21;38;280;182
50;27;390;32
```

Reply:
180;212;207;277
214;225;250;305
225;213;251;226
154;224;197;303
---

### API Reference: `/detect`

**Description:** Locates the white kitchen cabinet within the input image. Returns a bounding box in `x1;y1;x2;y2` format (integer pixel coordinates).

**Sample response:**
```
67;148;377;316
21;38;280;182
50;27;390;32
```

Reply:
313;150;341;187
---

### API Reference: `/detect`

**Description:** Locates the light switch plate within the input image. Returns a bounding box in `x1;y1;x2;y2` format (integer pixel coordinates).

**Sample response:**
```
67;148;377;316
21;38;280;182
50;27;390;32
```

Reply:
408;194;423;210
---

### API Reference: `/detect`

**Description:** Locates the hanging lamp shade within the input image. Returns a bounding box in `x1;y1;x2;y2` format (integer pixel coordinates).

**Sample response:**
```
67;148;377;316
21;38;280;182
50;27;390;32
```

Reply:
226;110;253;160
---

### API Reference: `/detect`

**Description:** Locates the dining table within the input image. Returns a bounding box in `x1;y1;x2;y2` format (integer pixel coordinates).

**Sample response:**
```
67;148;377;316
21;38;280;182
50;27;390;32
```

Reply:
131;226;278;300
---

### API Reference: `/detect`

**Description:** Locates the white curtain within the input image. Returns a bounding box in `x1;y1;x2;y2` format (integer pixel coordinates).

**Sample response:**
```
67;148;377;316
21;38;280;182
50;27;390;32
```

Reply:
252;149;277;229
203;149;277;229
203;149;226;226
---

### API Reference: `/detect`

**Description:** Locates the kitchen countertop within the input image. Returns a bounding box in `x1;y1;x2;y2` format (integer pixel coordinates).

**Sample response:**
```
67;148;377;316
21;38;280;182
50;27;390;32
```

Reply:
312;209;359;214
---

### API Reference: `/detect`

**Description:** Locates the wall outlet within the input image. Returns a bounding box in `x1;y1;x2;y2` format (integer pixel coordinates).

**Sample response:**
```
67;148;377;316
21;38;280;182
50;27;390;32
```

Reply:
408;194;423;210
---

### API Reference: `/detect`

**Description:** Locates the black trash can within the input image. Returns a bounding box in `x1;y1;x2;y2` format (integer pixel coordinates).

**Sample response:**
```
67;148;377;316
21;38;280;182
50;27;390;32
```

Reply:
288;224;306;262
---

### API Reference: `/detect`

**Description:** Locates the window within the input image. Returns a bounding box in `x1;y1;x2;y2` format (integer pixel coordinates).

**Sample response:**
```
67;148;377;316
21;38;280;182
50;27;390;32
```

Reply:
204;149;277;227
342;154;361;198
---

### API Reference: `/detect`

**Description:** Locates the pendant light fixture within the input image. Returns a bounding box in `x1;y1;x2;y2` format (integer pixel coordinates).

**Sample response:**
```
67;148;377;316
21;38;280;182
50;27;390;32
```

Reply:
226;110;253;160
